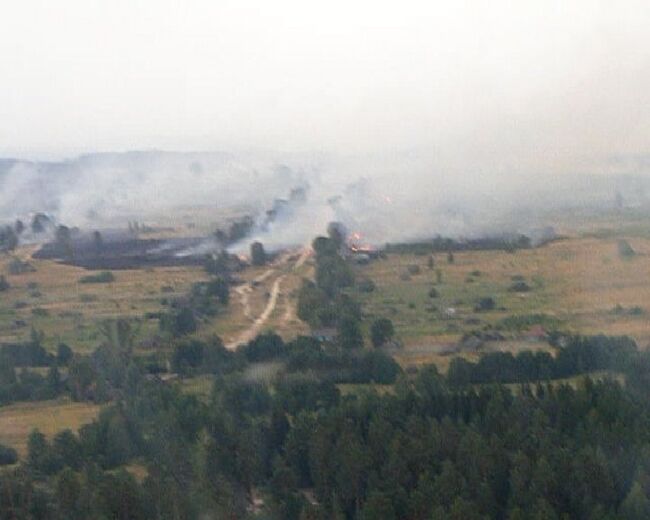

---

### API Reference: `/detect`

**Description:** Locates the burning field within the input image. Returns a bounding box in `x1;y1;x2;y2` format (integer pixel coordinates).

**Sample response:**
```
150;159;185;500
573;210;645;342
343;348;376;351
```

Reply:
33;232;210;270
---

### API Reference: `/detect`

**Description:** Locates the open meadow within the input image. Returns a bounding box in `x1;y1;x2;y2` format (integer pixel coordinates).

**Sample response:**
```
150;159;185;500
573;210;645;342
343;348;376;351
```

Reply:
0;399;101;457
355;233;650;368
0;249;207;353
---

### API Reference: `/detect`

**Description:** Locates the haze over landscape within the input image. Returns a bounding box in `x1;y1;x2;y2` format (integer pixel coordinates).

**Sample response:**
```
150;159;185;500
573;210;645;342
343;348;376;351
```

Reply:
3;3;650;519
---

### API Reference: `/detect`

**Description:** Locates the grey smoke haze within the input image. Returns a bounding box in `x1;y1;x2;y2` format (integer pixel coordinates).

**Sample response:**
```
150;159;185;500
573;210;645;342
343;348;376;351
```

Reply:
1;151;648;254
1;1;650;246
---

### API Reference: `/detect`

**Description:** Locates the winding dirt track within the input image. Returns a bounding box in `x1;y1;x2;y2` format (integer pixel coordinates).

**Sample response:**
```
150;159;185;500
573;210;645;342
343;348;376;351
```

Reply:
226;275;285;349
224;248;311;350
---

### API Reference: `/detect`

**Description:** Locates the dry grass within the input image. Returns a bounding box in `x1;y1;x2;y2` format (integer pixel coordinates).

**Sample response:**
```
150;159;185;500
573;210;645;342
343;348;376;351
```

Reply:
0;399;101;457
356;236;650;367
0;249;206;352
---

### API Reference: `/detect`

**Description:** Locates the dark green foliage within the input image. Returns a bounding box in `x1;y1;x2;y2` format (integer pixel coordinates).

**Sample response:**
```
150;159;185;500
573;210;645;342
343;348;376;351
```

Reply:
1;332;53;367
240;332;285;362
357;278;376;293
56;343;73;365
250;241;267;266
316;254;354;296
171;340;204;373
448;334;637;385
275;376;340;415
475;297;496;312
0;226;18;251
618;239;636;258
509;281;531;292
160;306;197;336
370;318;395;347
338;317;364;349
79;271;115;284
0;444;17;465
7;258;35;275
228;216;254;243
327;221;347;249
206;276;230;305
10;328;650;519
406;264;421;275
31;213;50;233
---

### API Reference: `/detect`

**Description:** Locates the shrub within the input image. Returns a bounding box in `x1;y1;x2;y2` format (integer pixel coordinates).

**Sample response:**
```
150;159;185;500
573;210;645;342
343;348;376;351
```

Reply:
474;297;496;312
428;288;439;298
370;318;395;348
0;276;9;292
618;239;636;258
0;444;17;465
7;259;36;275
357;278;376;293
406;264;421;275
79;271;115;284
508;281;531;292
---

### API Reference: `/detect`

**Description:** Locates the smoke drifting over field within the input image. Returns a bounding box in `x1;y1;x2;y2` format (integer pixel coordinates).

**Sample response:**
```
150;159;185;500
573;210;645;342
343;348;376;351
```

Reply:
2;2;650;249
2;150;650;254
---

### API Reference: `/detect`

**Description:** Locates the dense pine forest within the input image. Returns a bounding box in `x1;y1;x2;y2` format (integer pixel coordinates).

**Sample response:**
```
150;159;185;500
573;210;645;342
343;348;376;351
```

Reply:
1;330;650;519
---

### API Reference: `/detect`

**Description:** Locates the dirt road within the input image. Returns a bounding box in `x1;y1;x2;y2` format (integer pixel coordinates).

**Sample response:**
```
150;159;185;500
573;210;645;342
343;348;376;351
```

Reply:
226;275;285;349
224;247;311;350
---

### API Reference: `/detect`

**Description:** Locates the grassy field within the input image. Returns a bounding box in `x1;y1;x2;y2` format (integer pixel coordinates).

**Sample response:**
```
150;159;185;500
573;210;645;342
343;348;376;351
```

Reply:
0;248;207;353
0;399;101;457
355;235;650;367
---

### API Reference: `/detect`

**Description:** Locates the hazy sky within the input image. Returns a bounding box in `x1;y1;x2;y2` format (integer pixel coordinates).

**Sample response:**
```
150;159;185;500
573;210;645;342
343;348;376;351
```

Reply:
1;0;650;174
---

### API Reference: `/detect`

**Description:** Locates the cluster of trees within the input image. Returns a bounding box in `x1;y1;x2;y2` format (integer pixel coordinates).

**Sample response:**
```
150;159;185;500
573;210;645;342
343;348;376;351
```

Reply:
448;334;638;386
0;362;64;405
251;241;267;266
172;333;402;385
159;278;230;337
0;331;75;405
0;225;19;251
297;232;367;349
385;234;533;255
4;331;650;518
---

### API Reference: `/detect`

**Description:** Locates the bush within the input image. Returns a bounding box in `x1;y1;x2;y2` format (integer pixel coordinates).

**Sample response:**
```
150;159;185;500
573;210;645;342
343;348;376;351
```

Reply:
406;264;421;275
57;343;73;366
160;307;197;337
618;239;636;258
241;333;285;362
79;271;115;284
508;281;531;292
370;318;395;348
428;288;439;298
357;278;376;293
250;241;267;266
474;297;496;312
7;259;36;275
0;276;9;291
0;444;17;465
